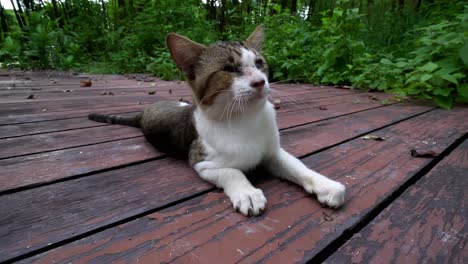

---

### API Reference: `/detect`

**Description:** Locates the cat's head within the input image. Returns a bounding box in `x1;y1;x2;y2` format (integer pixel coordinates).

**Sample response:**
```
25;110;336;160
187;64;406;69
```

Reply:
167;25;269;119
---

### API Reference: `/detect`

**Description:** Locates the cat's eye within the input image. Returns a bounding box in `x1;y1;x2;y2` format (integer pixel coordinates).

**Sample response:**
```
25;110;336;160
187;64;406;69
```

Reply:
223;64;240;73
255;59;264;69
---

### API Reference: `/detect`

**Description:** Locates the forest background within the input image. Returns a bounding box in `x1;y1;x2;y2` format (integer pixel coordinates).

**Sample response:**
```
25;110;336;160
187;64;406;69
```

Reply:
0;0;466;108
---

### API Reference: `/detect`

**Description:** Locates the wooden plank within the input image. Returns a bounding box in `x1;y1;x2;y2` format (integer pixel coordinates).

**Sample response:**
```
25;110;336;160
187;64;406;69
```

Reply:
0;125;142;159
325;140;468;264
0;92;389;159
0;104;149;126
0;91;386;138
0;103;431;193
0;104;434;262
0;112;140;139
0;84;357;116
0;95;164;116
18;107;468;264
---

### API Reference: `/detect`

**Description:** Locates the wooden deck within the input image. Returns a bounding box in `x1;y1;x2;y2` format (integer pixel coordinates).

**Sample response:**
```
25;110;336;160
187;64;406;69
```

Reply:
0;71;466;264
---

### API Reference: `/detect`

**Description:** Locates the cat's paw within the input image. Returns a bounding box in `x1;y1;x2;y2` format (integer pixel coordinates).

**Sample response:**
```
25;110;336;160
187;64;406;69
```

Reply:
303;179;346;208
229;187;267;216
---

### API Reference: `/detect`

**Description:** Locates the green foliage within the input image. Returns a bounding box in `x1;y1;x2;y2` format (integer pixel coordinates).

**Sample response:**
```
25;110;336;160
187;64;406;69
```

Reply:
0;0;466;108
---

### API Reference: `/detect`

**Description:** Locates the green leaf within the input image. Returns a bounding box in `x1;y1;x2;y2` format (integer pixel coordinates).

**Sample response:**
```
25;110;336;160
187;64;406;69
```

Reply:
455;95;468;104
457;83;468;97
420;74;433;82
273;71;284;79
459;43;468;65
440;74;458;85
380;58;392;65
419;62;439;73
433;95;453;110
395;61;407;68
433;87;451;96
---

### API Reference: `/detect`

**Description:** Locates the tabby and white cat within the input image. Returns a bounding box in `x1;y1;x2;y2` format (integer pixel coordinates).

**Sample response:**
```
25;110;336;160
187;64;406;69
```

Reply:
89;25;345;216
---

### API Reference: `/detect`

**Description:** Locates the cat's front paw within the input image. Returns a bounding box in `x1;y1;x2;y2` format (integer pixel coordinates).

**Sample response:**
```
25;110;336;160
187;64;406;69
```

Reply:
229;187;267;216
303;179;346;208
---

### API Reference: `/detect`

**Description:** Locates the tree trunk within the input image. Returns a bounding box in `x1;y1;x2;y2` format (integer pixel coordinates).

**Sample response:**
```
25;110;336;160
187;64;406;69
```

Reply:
9;0;24;28
219;0;226;34
0;2;8;33
291;0;297;14
413;0;422;10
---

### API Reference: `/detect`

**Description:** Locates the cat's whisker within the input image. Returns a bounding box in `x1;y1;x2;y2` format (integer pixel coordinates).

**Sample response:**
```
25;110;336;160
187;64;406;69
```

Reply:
270;89;309;112
199;89;232;105
268;77;310;85
219;98;234;123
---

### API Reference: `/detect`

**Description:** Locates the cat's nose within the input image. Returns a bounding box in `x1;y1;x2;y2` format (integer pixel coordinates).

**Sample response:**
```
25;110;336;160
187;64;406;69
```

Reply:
250;79;265;90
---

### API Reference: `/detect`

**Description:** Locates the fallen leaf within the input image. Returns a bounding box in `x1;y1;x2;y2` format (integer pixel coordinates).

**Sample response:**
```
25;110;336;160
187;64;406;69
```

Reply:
120;92;126;95
322;211;334;222
62;89;72;92
361;135;384;141
150;83;157;87
168;89;173;94
31;88;42;91
353;98;361;104
273;99;281;110
319;106;328;110
108;92;114;96
137;82;142;85
26;94;35;99
179;98;190;104
101;92;108;95
368;95;379;101
49;80;57;84
80;80;92;87
410;149;439;158
42;109;47;112
148;91;156;95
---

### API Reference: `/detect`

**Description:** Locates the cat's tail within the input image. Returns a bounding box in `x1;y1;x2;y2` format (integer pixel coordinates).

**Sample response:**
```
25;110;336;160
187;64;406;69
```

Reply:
88;112;143;127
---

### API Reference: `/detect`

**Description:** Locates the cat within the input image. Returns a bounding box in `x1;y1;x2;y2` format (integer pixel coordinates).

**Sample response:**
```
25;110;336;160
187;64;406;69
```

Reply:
88;25;345;216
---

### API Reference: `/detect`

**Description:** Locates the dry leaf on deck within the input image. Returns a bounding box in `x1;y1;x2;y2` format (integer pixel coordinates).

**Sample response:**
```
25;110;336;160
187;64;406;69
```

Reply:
179;98;190;104
273;99;281;110
410;149;439;158
361;135;384;141
25;94;35;99
319;106;328;110
80;80;92;87
148;91;156;95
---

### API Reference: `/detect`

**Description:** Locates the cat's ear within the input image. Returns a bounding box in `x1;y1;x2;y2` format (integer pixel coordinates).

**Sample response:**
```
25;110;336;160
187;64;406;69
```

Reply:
166;34;206;79
246;25;265;51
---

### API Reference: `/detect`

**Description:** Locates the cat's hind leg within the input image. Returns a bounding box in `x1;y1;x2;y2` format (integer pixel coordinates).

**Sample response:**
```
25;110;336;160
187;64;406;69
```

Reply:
193;161;267;216
264;148;345;208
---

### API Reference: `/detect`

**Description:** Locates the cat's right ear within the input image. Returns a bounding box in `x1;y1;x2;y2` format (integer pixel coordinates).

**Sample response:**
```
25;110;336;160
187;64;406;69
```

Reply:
166;34;206;80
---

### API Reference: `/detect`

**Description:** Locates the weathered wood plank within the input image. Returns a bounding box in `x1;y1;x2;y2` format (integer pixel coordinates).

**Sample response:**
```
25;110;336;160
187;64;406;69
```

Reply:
0;83;352;102
0;91;387;138
0;104;150;126
0;125;142;159
18;107;468;264
0;112;141;139
0;103;430;193
0;84;358;116
0;95;164;116
325;140;468;264
0;91;391;159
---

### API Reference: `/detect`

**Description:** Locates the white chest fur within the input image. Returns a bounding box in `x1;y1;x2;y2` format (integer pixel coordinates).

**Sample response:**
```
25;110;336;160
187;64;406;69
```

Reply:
194;102;279;171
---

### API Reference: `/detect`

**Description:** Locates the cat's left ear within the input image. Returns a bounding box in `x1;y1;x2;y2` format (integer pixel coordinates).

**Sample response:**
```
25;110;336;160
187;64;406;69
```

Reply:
166;33;207;80
246;25;265;51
